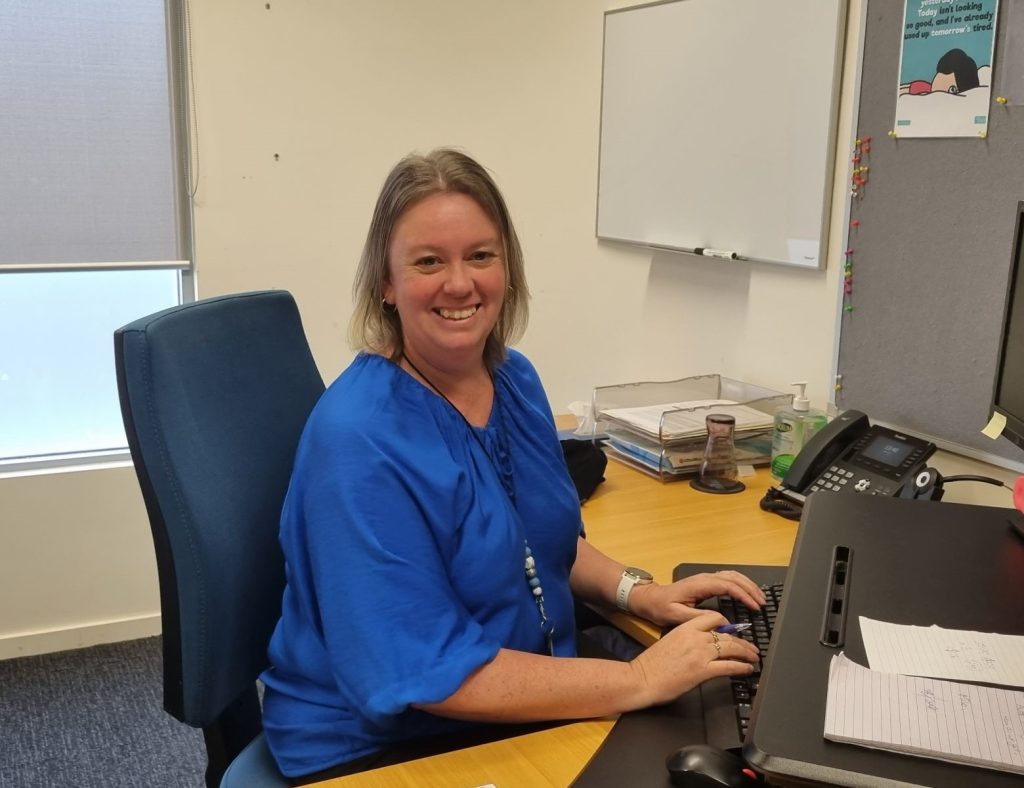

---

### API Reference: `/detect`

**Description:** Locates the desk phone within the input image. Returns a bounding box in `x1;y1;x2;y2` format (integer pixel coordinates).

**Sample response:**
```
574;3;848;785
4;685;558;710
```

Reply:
762;411;937;517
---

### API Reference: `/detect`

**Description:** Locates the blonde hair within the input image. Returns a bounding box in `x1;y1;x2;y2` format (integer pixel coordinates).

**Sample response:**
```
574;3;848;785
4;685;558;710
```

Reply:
348;148;529;369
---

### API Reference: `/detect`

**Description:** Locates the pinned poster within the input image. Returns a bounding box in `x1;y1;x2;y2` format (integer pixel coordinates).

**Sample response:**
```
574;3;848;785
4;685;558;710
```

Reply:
895;0;1000;138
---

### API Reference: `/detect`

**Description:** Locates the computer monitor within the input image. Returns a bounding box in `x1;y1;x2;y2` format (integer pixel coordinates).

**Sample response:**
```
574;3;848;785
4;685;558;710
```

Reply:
990;200;1024;452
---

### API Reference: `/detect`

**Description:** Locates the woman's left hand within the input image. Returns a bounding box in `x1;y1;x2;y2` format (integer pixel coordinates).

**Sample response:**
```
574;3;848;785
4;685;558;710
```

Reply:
626;570;767;627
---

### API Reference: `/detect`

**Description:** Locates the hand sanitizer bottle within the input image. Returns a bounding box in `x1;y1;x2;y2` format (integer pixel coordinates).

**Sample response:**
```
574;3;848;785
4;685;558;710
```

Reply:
770;382;827;481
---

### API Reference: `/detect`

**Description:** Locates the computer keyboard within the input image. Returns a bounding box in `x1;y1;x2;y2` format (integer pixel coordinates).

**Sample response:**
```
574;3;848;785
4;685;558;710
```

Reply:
715;581;784;741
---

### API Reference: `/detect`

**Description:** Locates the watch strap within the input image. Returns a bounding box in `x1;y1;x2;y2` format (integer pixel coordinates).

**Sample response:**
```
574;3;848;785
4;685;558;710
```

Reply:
615;568;651;612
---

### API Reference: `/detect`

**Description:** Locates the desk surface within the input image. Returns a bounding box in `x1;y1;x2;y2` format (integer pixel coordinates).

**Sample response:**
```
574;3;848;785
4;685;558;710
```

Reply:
317;456;797;787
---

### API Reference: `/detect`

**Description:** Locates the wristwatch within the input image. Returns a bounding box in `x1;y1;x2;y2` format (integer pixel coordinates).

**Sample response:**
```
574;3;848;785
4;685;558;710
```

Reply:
615;566;653;612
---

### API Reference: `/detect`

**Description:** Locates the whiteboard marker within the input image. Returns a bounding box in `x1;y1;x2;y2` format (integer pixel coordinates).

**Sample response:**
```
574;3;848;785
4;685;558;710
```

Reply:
693;247;738;260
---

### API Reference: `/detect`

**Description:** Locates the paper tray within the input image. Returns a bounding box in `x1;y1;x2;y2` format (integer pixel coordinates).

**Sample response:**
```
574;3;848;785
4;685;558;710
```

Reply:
590;374;789;481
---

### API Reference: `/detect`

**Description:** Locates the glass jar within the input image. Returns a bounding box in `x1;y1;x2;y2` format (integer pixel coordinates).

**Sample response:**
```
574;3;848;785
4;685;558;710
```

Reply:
690;413;745;494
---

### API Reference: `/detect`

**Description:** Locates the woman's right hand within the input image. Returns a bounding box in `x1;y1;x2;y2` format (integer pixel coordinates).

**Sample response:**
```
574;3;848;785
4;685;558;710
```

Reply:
628;611;760;707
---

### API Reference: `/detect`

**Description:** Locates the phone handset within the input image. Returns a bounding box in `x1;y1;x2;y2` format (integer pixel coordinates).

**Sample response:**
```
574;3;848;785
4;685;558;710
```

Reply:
780;410;871;494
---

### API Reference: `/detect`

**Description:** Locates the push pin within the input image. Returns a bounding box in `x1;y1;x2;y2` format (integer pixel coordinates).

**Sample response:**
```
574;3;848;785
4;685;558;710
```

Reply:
844;305;856;313
996;96;1008;105
979;130;988;139
887;130;898;138
850;219;860;228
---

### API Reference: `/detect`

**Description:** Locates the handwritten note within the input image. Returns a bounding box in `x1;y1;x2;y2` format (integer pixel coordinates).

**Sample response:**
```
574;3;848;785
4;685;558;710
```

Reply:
860;617;1024;687
824;653;1024;776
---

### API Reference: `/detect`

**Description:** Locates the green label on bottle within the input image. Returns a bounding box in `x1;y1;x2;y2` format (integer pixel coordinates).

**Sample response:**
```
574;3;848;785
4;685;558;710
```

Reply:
771;454;794;480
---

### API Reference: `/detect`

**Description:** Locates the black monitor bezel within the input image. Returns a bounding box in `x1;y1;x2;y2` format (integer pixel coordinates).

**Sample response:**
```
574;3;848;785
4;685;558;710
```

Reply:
990;200;1024;452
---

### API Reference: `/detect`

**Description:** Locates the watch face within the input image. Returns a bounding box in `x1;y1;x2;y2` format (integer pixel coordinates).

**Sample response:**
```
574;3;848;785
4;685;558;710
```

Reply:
626;567;653;582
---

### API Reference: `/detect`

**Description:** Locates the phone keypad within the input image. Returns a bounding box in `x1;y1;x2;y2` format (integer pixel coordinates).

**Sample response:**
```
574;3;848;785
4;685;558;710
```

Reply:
809;467;853;492
809;466;893;496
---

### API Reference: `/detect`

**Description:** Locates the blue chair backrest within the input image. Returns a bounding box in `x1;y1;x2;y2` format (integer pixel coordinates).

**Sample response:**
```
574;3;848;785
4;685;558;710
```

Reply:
114;290;325;727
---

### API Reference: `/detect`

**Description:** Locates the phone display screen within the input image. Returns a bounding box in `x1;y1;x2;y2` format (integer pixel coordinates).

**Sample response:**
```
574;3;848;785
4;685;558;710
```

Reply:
859;436;914;467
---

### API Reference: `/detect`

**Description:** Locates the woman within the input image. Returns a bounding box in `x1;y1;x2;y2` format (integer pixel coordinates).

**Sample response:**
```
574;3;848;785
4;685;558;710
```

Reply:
261;148;763;782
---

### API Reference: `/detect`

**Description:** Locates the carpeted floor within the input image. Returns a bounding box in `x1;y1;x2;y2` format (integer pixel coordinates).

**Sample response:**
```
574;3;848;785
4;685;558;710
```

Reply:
0;637;205;787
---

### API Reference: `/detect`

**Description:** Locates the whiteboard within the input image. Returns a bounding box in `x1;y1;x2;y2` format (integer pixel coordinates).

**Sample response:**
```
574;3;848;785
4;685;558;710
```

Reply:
597;0;847;268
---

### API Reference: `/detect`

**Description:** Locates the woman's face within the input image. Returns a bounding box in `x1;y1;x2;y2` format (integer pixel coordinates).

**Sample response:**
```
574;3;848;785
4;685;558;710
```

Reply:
384;192;506;373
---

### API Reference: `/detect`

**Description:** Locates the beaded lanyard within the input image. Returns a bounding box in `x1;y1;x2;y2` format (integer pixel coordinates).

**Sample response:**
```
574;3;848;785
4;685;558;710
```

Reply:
401;354;556;656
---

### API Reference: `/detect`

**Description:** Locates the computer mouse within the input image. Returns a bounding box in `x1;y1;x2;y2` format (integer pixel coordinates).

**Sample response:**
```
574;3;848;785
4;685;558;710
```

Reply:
665;744;757;787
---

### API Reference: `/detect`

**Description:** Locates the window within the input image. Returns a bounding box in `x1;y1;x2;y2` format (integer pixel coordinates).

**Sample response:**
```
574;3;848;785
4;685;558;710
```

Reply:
0;0;193;469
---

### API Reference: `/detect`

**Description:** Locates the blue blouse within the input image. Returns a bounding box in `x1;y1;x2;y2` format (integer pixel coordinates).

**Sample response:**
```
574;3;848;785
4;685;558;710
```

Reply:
261;350;583;777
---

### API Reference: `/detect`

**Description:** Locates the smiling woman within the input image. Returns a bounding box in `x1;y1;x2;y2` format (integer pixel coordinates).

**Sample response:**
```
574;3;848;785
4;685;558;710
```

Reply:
259;148;765;785
349;149;529;374
384;191;508;407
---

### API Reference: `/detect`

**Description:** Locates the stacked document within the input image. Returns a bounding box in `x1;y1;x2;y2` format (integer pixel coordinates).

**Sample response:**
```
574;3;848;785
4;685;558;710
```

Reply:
604;429;771;476
824;619;1024;776
599;399;774;443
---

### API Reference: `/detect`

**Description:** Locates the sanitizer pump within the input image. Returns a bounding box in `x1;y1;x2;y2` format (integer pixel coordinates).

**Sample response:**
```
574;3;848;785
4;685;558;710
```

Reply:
770;382;827;481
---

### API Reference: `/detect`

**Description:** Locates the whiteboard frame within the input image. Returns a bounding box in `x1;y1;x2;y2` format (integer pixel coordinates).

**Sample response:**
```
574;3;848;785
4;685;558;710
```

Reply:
596;0;848;269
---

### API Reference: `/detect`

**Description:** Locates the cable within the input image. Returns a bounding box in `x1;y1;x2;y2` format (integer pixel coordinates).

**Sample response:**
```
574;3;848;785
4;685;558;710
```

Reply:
184;0;199;199
941;474;1009;488
759;488;803;521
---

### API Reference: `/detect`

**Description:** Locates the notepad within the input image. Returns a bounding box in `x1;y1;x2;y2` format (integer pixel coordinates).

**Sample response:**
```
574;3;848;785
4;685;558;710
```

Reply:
824;653;1024;776
860;617;1024;687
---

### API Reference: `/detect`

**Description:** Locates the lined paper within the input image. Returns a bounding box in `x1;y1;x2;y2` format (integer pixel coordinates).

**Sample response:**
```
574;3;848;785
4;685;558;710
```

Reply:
860;617;1024;687
824;654;1024;775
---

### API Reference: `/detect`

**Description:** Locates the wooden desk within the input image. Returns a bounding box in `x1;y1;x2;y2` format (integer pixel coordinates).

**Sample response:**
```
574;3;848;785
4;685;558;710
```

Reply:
318;459;797;787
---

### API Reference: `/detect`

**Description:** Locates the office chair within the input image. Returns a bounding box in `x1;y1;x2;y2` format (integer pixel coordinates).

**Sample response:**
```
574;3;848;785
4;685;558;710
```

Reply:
114;290;325;788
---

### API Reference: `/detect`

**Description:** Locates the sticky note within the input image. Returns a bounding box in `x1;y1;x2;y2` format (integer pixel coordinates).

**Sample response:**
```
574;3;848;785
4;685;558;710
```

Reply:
982;411;1007;439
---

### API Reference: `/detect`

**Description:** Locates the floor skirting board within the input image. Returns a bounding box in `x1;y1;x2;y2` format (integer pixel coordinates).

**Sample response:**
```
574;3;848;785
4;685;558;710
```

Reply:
0;613;161;660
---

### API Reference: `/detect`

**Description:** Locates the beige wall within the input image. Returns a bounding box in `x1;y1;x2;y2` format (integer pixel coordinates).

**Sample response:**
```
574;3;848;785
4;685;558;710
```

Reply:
188;0;854;410
0;0;863;658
